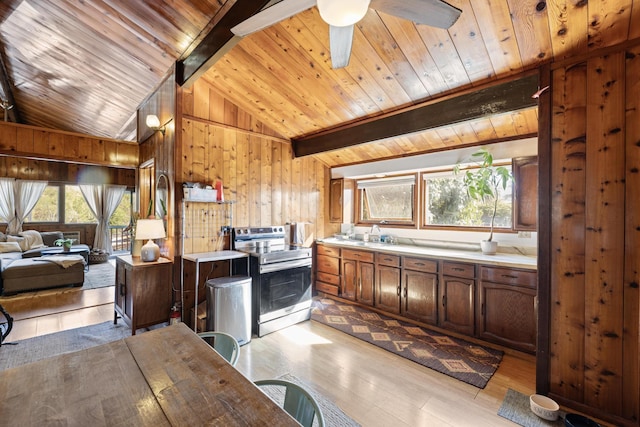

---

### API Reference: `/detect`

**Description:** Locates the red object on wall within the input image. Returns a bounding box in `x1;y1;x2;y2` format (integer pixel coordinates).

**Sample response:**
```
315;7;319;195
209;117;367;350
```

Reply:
215;180;224;201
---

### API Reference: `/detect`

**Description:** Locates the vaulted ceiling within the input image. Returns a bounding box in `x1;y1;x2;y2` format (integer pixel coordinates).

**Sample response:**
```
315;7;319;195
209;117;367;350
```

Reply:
0;0;638;167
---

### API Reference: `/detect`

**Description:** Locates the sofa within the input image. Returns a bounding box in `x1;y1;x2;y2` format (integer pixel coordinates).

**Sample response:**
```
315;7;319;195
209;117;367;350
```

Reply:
0;230;91;295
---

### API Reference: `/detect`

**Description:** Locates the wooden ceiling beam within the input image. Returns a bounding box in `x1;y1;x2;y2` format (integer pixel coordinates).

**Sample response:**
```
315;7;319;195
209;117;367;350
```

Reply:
292;73;540;157
175;0;273;87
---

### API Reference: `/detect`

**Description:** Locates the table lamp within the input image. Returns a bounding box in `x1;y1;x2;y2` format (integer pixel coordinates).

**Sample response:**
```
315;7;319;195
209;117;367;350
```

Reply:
135;219;166;262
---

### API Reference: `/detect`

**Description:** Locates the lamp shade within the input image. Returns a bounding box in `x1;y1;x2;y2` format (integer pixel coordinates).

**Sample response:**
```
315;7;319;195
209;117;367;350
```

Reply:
135;219;165;262
317;0;370;27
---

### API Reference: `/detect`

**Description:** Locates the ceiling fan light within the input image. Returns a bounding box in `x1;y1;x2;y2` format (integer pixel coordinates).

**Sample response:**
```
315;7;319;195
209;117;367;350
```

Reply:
317;0;370;27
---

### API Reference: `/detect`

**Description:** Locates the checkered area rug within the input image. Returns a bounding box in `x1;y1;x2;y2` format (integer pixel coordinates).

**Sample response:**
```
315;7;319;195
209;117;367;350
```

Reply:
311;298;503;388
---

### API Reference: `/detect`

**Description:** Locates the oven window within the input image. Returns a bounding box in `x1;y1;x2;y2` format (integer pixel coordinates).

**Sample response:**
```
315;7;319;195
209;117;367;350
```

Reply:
259;266;311;315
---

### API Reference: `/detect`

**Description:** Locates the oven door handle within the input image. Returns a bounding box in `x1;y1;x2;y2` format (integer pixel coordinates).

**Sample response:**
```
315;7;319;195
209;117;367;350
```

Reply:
259;258;312;274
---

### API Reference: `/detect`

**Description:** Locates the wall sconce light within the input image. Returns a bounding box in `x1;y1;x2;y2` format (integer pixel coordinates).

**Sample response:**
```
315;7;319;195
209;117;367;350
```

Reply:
146;114;165;135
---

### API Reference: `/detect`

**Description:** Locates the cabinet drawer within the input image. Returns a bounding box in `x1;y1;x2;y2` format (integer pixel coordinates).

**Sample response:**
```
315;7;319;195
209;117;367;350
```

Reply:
443;261;475;279
317;245;340;257
403;257;438;273
481;266;537;288
316;281;339;296
376;253;400;267
316;271;340;286
342;249;374;263
317;255;340;275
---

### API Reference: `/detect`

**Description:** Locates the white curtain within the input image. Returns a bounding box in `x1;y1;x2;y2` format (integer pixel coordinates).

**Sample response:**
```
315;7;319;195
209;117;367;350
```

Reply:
7;180;47;234
0;178;15;230
80;184;126;254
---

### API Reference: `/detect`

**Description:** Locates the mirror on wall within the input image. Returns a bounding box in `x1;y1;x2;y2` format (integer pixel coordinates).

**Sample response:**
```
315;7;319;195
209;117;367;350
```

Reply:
156;174;169;219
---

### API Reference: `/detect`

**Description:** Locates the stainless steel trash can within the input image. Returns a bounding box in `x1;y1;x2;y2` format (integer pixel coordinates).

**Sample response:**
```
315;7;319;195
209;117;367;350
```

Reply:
205;276;252;345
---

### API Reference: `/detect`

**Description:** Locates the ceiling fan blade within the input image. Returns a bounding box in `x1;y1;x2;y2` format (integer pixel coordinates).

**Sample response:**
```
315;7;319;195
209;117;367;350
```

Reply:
232;0;317;36
370;0;461;29
329;25;355;69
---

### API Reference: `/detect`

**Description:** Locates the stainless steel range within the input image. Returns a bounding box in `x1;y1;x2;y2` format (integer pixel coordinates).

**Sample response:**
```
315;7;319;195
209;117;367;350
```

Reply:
232;226;312;337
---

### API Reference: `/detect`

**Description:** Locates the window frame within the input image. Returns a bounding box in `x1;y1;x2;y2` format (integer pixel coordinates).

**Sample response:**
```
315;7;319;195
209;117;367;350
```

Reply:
419;162;516;232
354;173;418;228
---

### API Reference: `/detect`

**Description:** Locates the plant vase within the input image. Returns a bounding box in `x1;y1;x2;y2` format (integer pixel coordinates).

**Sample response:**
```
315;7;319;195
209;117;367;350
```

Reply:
63;244;72;252
480;240;498;255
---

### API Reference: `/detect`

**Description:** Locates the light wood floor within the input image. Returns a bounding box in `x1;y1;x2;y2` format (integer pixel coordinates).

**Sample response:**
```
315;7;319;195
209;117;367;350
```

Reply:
1;287;537;426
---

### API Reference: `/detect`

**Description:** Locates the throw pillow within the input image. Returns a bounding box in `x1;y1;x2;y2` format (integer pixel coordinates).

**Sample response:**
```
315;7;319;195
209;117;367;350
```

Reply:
19;230;45;250
6;235;28;252
0;241;22;253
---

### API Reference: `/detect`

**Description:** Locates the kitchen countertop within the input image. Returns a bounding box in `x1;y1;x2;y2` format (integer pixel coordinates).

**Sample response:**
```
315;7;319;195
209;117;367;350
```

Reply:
317;237;537;270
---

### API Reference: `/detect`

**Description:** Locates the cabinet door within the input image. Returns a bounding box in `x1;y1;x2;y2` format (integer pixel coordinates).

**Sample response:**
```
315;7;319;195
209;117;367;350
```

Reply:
477;281;537;353
376;265;400;313
439;276;475;335
341;259;357;301
329;178;343;223
134;263;172;326
402;270;437;325
358;262;375;306
512;156;538;231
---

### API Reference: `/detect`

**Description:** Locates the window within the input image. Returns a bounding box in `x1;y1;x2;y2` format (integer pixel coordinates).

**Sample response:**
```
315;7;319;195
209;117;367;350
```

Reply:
27;186;60;222
422;167;513;229
356;175;416;226
65;185;98;224
26;184;132;226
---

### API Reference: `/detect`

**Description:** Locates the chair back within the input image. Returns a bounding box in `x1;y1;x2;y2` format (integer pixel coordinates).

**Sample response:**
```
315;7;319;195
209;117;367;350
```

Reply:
254;379;325;427
197;331;240;366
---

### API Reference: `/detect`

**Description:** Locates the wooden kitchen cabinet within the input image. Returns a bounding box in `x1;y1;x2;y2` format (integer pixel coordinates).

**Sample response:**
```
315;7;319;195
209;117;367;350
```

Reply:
329;178;343;223
114;255;173;335
512;156;538;231
439;261;475;336
402;257;438;325
342;248;374;305
477;266;537;353
376;253;401;313
315;244;341;296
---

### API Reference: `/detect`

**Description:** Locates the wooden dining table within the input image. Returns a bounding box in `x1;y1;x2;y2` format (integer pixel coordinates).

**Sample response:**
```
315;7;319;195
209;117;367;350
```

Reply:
0;323;298;426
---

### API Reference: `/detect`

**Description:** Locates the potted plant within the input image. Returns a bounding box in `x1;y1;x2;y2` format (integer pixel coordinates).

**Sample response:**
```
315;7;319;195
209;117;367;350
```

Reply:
455;148;513;255
54;238;75;252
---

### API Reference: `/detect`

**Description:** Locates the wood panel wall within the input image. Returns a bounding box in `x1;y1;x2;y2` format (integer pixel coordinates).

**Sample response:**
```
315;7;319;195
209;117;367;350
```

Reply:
174;78;334;327
544;41;640;426
0;154;136;186
177;78;333;250
138;73;177;259
0;121;138;167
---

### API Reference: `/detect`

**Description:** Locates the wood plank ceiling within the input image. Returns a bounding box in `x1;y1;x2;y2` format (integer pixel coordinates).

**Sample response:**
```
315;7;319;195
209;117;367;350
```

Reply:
0;0;637;167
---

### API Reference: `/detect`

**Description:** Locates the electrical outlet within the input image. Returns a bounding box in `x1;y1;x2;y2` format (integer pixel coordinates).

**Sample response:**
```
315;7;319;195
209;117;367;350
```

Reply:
518;231;532;238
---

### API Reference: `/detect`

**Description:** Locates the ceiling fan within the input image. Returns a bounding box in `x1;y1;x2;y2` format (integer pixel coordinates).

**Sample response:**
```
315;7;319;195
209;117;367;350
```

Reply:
231;0;462;69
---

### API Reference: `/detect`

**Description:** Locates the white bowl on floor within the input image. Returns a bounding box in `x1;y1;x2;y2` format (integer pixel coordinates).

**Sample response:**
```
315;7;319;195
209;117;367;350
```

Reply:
530;394;560;421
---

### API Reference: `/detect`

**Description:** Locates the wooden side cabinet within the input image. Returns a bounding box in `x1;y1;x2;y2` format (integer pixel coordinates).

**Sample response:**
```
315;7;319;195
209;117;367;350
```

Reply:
114;255;173;335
